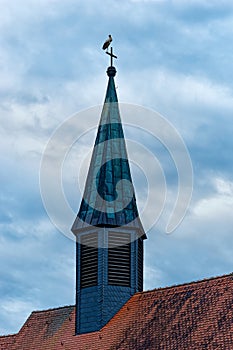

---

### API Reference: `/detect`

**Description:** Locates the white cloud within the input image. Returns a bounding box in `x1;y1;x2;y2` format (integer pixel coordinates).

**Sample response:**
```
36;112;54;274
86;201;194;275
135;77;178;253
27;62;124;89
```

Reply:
1;0;233;336
0;298;37;334
120;68;233;113
193;177;233;221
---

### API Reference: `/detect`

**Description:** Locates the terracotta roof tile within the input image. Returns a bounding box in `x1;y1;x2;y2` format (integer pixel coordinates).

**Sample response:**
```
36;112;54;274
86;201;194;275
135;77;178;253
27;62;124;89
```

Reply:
0;334;17;349
1;274;233;349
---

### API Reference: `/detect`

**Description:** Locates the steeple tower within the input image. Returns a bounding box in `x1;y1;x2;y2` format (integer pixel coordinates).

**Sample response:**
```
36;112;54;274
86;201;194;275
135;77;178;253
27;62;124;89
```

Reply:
72;56;146;335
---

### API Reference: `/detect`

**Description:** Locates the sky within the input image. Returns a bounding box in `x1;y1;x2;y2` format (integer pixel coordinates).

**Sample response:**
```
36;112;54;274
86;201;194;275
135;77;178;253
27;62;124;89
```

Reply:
1;0;233;335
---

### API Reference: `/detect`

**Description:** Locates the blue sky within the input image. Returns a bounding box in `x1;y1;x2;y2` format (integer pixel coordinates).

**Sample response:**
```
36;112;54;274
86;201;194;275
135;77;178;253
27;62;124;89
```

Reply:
1;0;233;335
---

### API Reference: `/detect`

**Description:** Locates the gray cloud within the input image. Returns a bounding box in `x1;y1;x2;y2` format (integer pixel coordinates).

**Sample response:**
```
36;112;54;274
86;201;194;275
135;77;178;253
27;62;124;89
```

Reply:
1;0;233;335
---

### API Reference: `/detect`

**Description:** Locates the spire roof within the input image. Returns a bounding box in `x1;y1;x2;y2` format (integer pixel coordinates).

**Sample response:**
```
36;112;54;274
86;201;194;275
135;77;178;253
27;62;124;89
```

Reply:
72;66;144;234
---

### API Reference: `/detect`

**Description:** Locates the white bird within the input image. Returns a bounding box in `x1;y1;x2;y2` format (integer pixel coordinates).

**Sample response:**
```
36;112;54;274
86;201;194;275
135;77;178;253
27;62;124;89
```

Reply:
102;35;112;51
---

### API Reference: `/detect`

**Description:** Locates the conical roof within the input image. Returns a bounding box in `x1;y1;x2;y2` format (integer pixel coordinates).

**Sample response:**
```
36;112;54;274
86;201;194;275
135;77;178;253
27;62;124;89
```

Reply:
72;66;145;235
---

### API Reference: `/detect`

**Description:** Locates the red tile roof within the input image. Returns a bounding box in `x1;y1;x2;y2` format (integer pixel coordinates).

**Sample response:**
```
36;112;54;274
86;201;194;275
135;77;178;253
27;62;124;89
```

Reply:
1;273;233;349
0;334;17;349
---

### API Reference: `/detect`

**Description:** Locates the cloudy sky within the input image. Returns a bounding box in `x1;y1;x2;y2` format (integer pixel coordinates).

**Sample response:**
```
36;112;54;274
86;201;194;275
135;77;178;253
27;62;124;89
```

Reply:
1;0;233;335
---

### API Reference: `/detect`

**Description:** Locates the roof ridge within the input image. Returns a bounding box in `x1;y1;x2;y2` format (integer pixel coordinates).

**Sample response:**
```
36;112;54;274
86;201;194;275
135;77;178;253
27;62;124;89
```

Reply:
31;304;74;314
136;272;233;298
0;333;17;338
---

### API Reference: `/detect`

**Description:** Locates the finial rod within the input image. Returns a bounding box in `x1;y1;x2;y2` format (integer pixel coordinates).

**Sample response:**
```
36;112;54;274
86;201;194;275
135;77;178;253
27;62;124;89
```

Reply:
106;47;117;67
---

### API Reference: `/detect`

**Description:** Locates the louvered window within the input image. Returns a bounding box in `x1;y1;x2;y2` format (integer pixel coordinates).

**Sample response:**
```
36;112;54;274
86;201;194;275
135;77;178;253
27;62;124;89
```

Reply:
138;238;143;291
80;233;98;288
108;232;131;287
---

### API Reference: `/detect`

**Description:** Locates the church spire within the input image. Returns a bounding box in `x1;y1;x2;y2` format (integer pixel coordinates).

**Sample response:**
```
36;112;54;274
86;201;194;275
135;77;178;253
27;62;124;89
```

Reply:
72;64;143;233
72;51;146;335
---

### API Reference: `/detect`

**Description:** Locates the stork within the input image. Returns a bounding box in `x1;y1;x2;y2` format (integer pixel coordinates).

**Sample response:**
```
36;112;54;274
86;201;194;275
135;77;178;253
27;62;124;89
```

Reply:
102;35;112;52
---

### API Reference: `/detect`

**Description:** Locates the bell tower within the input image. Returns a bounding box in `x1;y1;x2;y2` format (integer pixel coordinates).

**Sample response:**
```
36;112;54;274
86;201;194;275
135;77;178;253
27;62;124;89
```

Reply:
72;52;146;334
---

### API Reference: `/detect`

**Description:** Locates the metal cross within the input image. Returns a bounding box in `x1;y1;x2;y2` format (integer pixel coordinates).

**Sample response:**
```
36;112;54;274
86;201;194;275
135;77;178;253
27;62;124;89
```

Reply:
106;47;117;66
